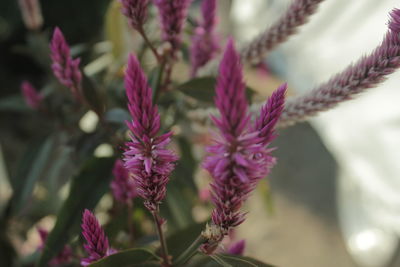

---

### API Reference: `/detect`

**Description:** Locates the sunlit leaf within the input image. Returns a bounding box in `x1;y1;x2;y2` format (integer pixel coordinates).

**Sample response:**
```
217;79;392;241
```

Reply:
9;135;56;215
37;157;115;267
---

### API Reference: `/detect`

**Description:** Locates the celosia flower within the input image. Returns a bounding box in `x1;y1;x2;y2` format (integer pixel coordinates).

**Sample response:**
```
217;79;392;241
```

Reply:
190;0;220;77
50;27;82;101
18;0;43;31
21;80;43;109
37;228;73;266
241;0;324;64
123;54;178;212
279;8;400;127
81;209;115;266
120;0;149;31
110;159;137;204
202;39;285;251
227;239;246;255
154;0;191;57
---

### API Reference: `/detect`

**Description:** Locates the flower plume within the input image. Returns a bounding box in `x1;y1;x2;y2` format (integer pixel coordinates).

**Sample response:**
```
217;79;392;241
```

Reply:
21;81;43;109
279;8;400;127
241;0;325;64
154;0;191;56
203;40;286;250
120;0;149;30
123;54;178;212
81;209;114;266
50;27;82;101
111;159;137;204
190;0;220;77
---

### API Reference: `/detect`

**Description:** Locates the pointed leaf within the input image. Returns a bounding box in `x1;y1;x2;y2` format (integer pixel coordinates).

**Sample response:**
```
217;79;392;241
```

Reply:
37;157;115;267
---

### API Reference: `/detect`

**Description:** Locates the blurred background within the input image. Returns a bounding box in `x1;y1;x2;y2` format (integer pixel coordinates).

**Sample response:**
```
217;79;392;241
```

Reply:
2;0;400;266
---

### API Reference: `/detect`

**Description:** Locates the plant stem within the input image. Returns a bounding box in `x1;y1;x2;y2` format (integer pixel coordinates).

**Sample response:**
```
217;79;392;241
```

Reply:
138;26;161;63
173;235;207;266
152;211;171;266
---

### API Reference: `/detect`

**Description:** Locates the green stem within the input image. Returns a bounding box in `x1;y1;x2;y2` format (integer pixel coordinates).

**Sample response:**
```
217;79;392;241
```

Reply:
173;235;207;266
152;211;171;266
138;26;161;63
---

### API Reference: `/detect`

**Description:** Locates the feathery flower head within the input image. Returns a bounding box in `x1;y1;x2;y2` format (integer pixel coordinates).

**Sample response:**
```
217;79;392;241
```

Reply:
241;0;324;64
18;0;43;31
190;0;220;77
388;8;400;33
201;0;217;32
81;209;115;266
37;228;73;266
123;54;178;212
154;0;191;56
203;40;286;250
111;159;137;204
255;83;287;145
279;8;400;127
227;239;246;255
21;81;43;109
121;0;149;30
50;27;82;101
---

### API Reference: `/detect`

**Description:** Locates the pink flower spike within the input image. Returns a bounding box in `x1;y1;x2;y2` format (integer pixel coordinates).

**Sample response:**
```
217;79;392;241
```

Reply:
111;159;137;204
255;83;287;145
50;27;82;101
202;40;286;253
81;209;115;266
123;54;178;212
154;0;191;57
189;0;220;77
21;81;43;109
120;0;149;30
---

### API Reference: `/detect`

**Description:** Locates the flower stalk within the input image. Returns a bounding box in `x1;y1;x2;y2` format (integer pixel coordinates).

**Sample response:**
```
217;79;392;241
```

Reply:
152;211;171;267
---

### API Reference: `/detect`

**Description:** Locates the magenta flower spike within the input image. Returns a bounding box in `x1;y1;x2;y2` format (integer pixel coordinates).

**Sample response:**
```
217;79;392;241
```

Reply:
120;0;149;30
37;228;73;266
279;8;400;127
241;0;325;64
227;239;246;255
255;83;287;145
202;40;286;252
50;27;82;101
110;159;137;204
123;54;178;212
190;0;220;77
21;81;43;109
154;0;191;57
81;209;114;266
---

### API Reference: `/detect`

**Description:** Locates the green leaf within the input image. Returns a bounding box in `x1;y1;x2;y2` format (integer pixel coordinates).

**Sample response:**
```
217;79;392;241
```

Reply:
37;157;115;267
166;222;206;261
9;135;56;215
81;74;106;117
0;95;30;113
88;248;160;267
161;181;195;231
189;254;275;267
177;77;254;104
